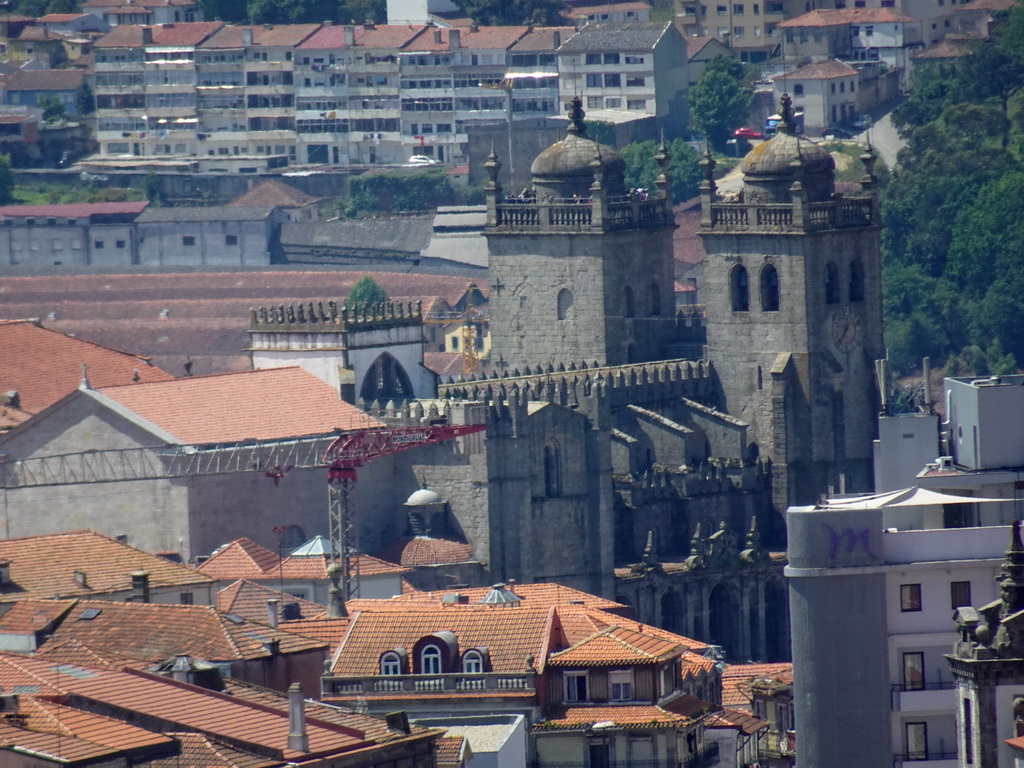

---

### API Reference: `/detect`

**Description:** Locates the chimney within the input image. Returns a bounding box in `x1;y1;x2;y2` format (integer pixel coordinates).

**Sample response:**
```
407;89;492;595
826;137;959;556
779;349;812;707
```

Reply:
242;28;253;46
267;598;280;628
385;711;411;735
141;26;152;44
344;25;355;46
130;570;150;603
433;29;442;44
74;570;87;587
449;28;460;49
553;30;561;48
287;683;309;753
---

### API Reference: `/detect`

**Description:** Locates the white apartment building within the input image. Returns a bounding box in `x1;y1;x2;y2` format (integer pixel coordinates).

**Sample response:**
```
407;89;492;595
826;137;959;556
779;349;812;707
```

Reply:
294;24;358;166
773;58;860;131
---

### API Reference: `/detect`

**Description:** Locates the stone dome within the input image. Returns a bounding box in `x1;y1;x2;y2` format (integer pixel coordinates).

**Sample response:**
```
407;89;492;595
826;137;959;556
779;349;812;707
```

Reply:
530;97;626;198
405;487;443;506
740;131;835;177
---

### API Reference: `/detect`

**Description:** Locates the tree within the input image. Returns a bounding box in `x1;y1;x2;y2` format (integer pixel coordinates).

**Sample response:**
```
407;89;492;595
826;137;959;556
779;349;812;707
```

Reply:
0;155;14;206
619;138;702;201
451;0;566;25
345;168;454;216
38;95;66;125
688;56;751;151
348;275;388;308
75;83;95;117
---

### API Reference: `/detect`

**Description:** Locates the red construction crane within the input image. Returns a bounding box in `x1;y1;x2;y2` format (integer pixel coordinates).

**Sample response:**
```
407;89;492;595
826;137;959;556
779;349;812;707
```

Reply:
323;424;487;601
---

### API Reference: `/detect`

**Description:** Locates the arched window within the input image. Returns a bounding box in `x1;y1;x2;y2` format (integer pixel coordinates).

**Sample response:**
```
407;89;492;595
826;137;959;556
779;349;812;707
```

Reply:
760;264;780;312
825;261;840;304
381;652;402;676
849;257;865;302
360;352;415;403
557;288;573;320
731;265;749;312
421;645;442;675
544;440;562;497
624;286;635;318
463;650;484;674
649;283;661;316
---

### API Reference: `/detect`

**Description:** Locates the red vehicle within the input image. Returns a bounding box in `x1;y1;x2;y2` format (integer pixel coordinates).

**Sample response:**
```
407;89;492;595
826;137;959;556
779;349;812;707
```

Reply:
734;127;764;139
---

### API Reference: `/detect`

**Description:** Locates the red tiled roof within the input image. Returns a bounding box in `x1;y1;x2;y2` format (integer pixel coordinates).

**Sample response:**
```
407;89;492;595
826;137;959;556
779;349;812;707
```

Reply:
39;12;89;21
0;201;147;218
34;636;146;670
912;38;973;58
437;735;467;766
779;7;917;26
0;599;77;634
97;367;382;444
17;696;175;751
373;583;631;613
144;732;276;768
216;579;326;623
199;537;282;579
376;536;477;566
277;552;409;579
0;319;170;426
297;24;364;49
508;26;575;51
230;179;321;207
278;617;350;650
357;24;428;49
721;662;792;707
0;530;211;600
13;27;62;41
36;599;328;662
152;21;223;45
706;706;769;734
548;625;684;666
783;58;859;80
537;697;712;730
403;25;528;52
423;352;470;379
0;719;123;762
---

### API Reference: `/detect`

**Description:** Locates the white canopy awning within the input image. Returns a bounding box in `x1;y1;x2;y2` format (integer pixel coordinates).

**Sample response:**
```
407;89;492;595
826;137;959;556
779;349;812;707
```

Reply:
821;486;1008;510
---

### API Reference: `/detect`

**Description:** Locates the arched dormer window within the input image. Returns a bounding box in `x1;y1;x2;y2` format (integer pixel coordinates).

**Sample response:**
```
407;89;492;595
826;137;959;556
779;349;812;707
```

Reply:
649;283;661;316
624;286;635;318
544;440;562;497
731;265;749;312
421;644;442;675
463;649;484;674
557;288;573;320
760;264;780;312
381;651;402;676
849;257;865;302
825;261;840;304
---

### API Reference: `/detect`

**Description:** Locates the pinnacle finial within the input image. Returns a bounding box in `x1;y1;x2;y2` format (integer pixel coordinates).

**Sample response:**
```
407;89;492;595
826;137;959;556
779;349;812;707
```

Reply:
566;96;586;136
79;363;91;390
779;92;796;136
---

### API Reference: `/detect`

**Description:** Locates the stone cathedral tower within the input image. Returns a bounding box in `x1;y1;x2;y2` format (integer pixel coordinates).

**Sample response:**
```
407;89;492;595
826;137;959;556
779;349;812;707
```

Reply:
700;95;885;508
485;99;680;373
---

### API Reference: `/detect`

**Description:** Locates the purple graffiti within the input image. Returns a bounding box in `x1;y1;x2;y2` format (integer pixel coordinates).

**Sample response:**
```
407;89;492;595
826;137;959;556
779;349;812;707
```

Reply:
825;525;878;560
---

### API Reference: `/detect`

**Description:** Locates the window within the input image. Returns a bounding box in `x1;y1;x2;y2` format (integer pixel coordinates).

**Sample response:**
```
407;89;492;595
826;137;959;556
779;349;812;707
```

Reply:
964;698;973;763
731;265;750;311
557;288;573;320
463;650;484;673
951;580;972;609
586;73;602;87
624;55;644;64
628;99;647;110
851;25;860;34
902;651;924;690
900;583;922;612
586;53;601;64
825;261;840;304
381;652;402;675
831;83;836;94
565;671;588;701
603;53;620;64
865;25;874;35
588;96;603;108
610;670;634;700
94;240;104;249
624;286;635;318
626;76;646;87
183;236;196;246
733;25;745;35
906;722;928;760
226;234;239;245
421;645;442;674
604;73;621;87
179;592;193;605
794;83;804;96
761;264;780;311
544;440;562;497
849;258;865;301
605;97;621;108
717;4;728;13
116;240;126;249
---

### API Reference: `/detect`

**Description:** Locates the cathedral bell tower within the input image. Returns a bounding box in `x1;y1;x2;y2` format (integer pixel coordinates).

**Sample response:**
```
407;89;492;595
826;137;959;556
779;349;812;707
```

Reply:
700;95;884;508
485;98;678;373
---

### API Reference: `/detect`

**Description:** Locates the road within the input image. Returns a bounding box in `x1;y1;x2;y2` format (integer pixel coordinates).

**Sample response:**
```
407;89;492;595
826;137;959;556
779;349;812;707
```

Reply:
855;106;906;170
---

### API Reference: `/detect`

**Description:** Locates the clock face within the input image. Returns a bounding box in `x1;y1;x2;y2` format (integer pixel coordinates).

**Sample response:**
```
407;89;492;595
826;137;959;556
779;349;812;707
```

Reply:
831;306;861;353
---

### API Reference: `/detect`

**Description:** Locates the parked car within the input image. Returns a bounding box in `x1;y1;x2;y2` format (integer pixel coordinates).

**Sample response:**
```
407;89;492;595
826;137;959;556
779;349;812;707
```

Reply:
734;127;764;139
821;126;855;139
404;155;440;166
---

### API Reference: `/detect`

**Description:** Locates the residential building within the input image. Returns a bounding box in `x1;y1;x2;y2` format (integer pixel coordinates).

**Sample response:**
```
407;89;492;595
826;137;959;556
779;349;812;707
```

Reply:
6;26;67;66
955;0;1017;37
778;8;924;69
674;0;791;62
0;529;214;604
229;178;323;220
3;67;85;113
82;0;202;26
685;36;734;87
216;577;328;622
135;204;278;265
37;12;110;34
194;24;248;159
0;318;172;430
567;1;654;24
747;667;794;766
557;22;689;128
294;23;361;166
772;59;861;131
0;201;148;267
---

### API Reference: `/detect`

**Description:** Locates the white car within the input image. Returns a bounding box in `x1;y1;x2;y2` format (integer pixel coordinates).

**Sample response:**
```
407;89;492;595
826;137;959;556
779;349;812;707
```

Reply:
404;155;440;166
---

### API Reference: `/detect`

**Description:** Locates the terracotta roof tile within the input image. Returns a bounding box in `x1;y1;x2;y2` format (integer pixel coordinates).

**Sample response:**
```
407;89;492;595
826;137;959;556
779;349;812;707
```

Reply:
376;537;476;566
549;626;684;666
536;699;709;730
0;719;123;762
405;25;528;52
229;179;321;207
216;579;325;623
372;583;631;612
199;538;282;580
783;58;859;79
250;23;321;47
0;530;211;600
97;367;382;444
18;696;175;751
278;617;352;650
297;24;366;49
356;24;429;49
779;7;917;25
3;69;85;91
721;662;792;707
32;599;328;663
437;735;467;765
144;732;277;768
509;26;575;52
33;637;147;670
0;599;77;634
152;21;224;45
705;706;769;735
0;319;171;423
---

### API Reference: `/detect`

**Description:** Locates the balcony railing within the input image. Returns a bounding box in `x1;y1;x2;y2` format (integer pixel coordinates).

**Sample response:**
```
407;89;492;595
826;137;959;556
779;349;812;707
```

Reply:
493;195;670;233
891;680;955;693
706;197;873;233
682;743;719;768
323;672;536;696
537;750;718;768
893;751;957;765
761;730;795;757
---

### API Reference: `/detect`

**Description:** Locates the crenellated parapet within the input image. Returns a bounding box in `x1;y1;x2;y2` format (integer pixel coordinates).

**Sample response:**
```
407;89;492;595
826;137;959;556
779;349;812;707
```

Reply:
249;300;423;332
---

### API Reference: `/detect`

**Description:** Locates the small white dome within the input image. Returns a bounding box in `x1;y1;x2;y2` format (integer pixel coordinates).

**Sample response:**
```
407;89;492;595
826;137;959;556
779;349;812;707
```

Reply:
405;488;443;506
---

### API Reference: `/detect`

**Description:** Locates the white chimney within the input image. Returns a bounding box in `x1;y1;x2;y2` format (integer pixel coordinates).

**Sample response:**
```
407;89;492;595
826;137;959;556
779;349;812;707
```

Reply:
287;683;309;753
266;598;279;628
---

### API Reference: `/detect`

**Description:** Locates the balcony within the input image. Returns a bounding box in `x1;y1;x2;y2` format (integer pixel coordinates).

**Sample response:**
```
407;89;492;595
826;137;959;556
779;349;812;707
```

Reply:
893;752;957;767
891;681;955;712
324;672;536;697
682;744;720;768
705;197;874;233
761;730;795;758
493;193;672;234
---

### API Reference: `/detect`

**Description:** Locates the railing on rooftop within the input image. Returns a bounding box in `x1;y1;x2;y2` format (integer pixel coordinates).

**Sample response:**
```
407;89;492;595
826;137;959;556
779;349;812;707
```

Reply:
706;197;873;233
323;671;536;697
493;194;670;233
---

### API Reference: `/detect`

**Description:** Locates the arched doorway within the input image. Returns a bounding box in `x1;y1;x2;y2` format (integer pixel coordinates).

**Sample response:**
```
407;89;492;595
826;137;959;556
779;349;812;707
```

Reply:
709;583;740;660
360;352;414;403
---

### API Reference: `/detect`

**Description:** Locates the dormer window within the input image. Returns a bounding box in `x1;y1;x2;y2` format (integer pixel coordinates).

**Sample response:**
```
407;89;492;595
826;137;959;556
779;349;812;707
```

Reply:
381;652;402;676
421;644;442;675
0;562;9;585
610;670;634;701
463;649;484;674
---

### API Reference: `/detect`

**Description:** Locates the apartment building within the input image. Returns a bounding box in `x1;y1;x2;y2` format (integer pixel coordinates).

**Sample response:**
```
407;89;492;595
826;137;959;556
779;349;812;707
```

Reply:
778;8;924;69
674;0;796;62
82;0;201;26
294;23;360;166
194;25;247;158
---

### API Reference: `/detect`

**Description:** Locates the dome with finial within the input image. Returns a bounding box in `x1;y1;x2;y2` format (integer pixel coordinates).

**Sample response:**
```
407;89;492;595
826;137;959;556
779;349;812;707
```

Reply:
740;93;836;204
530;97;626;199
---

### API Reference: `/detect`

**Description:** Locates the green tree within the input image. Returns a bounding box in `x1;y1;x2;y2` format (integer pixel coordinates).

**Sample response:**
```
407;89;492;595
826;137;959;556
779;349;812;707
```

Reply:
0;155;15;206
38;95;66;124
688;56;751;151
619;138;702;201
199;0;246;20
345;168;454;216
347;275;388;307
451;0;566;24
75;83;95;117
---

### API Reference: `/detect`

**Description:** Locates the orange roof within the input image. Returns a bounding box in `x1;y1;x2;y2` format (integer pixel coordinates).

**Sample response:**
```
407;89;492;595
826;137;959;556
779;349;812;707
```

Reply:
437;735;467;766
375;583;631;612
0;598;76;634
278;552;409;580
332;604;557;675
33;599;328;662
0;530;211;601
145;732;278;768
357;24;429;49
278;617;350;650
0;319;172;424
97;367;382;444
705;706;768;735
779;7;917;25
721;662;792;707
17;696;175;752
198;537;281;580
377;536;477;566
33;636;147;670
680;650;719;678
230;179;321;208
549;625;684;666
783;59;859;79
216;579;326;623
537;697;713;730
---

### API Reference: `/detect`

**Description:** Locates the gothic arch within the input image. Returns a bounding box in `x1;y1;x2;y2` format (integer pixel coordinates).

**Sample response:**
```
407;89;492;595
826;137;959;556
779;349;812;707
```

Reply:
760;263;780;312
849;257;865;302
825;261;840;304
730;265;749;312
360;352;414;403
709;582;741;660
543;439;562;497
557;288;574;320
